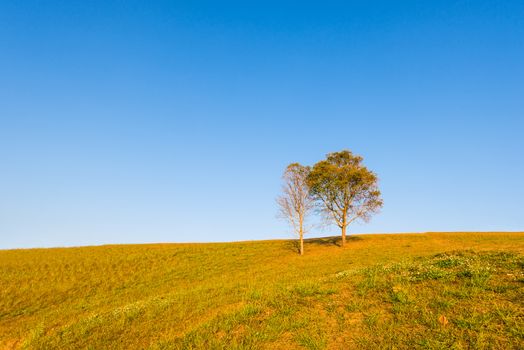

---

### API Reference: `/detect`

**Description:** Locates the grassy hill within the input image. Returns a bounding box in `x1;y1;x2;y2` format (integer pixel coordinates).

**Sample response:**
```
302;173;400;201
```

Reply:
1;232;523;349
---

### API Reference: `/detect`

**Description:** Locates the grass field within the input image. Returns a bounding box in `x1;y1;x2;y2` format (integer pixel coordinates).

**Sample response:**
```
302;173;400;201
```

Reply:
1;232;523;349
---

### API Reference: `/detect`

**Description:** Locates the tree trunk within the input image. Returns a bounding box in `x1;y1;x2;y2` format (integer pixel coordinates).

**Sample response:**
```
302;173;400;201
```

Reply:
341;225;347;247
299;227;304;255
298;214;305;255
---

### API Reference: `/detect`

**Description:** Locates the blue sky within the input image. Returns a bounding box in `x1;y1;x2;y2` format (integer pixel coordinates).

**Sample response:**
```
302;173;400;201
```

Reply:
1;1;523;249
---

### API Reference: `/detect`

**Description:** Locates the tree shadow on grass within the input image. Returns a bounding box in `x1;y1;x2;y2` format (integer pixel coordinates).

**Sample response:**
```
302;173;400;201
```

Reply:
306;236;340;247
285;235;364;253
286;239;301;254
306;236;364;247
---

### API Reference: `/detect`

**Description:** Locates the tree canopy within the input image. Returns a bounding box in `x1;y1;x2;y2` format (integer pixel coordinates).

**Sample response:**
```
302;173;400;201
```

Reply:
307;150;383;246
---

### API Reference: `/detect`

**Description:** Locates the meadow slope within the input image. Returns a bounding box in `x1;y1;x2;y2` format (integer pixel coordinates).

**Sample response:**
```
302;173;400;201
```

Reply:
1;232;523;349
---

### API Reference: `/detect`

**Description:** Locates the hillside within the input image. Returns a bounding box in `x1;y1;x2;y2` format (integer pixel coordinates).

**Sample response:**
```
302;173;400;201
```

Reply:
1;232;523;349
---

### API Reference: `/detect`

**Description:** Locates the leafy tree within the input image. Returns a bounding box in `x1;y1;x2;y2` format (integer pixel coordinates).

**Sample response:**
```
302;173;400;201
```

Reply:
277;163;315;255
307;150;383;246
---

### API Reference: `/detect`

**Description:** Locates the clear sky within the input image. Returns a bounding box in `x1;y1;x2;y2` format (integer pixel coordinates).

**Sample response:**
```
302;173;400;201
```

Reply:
1;1;523;249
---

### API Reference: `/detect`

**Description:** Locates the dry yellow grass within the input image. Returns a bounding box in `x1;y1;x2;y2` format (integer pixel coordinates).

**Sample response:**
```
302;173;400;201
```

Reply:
1;232;523;349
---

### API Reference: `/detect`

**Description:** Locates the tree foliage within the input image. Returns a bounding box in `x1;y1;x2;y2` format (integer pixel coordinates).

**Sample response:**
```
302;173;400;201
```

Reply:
307;150;383;246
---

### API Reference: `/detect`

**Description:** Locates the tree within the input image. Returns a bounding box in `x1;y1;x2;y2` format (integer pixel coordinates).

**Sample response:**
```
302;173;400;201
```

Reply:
307;150;383;247
277;163;315;255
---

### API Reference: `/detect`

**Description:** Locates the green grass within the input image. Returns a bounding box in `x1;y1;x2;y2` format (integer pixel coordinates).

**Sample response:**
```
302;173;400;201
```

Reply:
1;232;523;349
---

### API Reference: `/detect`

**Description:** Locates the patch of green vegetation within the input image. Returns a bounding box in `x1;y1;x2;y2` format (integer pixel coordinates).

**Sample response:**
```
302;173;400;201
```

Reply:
0;232;523;349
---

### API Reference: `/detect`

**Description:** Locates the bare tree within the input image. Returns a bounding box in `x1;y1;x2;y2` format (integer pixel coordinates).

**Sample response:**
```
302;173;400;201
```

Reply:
277;163;315;255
